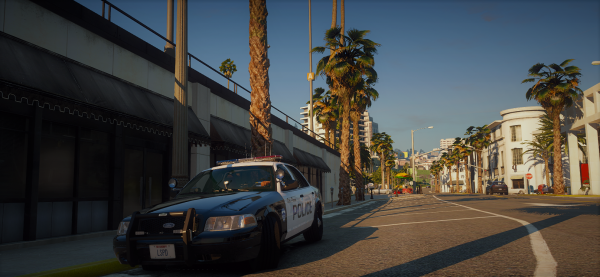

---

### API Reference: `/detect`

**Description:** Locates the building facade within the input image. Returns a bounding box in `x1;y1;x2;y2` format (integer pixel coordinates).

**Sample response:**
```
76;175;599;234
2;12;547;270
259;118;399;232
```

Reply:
440;138;454;149
300;107;378;149
561;82;600;195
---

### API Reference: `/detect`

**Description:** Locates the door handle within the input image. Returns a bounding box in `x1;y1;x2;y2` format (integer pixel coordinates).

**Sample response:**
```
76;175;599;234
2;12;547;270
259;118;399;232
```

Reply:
139;176;143;207
148;177;152;206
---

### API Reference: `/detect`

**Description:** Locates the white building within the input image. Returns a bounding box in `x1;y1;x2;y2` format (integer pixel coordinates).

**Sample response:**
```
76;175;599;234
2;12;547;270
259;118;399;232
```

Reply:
561;82;600;195
300;107;378;149
440;138;454;149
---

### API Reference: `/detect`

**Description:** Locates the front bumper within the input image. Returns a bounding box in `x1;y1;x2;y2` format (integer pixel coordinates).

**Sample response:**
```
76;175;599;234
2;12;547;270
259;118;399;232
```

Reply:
113;208;261;267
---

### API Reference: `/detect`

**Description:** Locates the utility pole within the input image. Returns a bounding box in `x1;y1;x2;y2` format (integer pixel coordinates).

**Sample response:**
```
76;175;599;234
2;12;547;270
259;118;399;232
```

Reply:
308;0;315;137
172;0;188;186
164;0;175;57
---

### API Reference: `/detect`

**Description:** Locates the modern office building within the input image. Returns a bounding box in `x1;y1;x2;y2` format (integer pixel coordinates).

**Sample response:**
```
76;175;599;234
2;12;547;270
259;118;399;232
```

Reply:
440;138;454;149
300;106;378;149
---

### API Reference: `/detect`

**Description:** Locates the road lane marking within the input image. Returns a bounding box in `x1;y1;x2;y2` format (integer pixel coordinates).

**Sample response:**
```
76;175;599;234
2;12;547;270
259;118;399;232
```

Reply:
345;209;471;218
353;215;499;228
434;196;557;277
526;203;580;207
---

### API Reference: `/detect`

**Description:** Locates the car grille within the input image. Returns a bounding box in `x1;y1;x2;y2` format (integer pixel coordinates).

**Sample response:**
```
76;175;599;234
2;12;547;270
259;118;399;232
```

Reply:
138;217;186;234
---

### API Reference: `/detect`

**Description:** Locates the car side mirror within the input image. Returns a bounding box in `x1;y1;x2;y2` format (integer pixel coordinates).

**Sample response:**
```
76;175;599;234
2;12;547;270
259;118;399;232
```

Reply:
275;169;286;188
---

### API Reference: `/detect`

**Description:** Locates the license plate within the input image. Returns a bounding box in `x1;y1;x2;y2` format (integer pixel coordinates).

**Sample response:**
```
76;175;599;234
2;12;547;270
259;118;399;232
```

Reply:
149;244;175;259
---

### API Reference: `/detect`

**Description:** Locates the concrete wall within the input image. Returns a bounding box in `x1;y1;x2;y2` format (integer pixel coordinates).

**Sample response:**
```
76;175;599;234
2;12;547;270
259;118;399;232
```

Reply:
4;0;341;201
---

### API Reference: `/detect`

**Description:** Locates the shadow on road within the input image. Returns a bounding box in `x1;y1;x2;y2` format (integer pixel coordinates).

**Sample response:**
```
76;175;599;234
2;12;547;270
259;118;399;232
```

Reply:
364;202;599;276
435;195;509;202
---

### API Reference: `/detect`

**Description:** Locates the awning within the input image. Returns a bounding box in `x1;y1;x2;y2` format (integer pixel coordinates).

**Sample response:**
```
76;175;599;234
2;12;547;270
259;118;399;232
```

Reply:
446;180;465;185
510;175;524;180
210;116;296;164
293;147;331;172
210;115;251;154
0;32;210;145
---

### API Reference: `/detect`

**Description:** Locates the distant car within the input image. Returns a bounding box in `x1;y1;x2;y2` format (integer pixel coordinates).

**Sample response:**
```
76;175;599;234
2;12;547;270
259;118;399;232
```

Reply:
112;155;323;272
486;181;508;195
534;185;554;194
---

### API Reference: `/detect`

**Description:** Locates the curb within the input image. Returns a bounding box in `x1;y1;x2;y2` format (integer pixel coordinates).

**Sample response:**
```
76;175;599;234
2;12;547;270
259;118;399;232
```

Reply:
17;258;137;277
0;230;116;251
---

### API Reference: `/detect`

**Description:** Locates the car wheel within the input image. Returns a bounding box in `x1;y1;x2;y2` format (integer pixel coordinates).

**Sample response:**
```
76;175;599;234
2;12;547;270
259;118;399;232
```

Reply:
141;264;165;271
303;205;323;242
251;216;280;271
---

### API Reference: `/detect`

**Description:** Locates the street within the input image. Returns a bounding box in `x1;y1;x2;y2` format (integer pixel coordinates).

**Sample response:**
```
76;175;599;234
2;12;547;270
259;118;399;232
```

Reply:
104;194;600;276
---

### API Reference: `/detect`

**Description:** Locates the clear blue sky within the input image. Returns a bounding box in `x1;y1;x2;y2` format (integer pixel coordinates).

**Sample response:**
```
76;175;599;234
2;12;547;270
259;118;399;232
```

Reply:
76;0;600;152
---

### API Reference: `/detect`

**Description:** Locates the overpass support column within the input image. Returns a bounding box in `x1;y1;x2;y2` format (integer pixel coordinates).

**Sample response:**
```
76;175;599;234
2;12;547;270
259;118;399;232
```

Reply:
164;0;175;57
172;0;188;185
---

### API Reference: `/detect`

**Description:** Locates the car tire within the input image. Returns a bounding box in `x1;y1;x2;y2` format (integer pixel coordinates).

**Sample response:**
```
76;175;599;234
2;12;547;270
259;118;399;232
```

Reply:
303;205;323;242
141;264;165;271
251;216;280;271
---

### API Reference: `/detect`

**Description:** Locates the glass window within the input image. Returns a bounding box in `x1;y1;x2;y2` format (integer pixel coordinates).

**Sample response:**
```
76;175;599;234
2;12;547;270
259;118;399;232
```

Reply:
178;166;275;195
39;122;76;199
512;148;523;165
78;129;110;198
0;112;28;199
510;125;522;142
288;166;310;188
277;165;299;191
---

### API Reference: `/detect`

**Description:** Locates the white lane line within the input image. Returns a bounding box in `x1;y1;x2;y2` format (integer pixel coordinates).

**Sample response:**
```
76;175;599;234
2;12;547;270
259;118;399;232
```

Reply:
433;196;557;277
345;209;473;218
323;213;341;218
527;203;579;207
353;216;499;228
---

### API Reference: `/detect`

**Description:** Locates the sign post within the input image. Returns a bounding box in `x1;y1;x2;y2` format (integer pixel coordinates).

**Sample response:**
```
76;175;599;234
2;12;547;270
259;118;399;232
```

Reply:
526;173;533;194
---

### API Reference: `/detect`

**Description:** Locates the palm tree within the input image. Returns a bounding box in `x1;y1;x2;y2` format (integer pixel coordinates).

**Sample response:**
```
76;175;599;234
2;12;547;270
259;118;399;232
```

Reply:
308;87;338;148
351;86;378;200
370;132;393;192
219;58;237;90
522;134;553;188
453;138;473;193
249;0;272;157
465;125;491;194
313;28;380;205
440;152;452;193
522;59;583;194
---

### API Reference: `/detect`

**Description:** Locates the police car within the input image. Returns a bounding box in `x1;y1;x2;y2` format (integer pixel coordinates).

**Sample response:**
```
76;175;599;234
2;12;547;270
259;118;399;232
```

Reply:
112;155;323;271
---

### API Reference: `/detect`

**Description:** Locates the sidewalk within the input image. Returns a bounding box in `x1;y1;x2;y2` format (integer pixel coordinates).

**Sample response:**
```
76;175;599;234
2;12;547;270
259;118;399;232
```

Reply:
0;194;392;277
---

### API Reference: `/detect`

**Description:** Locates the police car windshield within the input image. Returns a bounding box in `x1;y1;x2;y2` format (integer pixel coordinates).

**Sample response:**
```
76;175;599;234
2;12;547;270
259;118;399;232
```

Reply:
179;166;275;195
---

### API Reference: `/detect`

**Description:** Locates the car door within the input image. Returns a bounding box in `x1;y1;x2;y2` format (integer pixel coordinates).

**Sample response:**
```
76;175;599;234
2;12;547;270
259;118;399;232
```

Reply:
275;164;304;239
287;166;315;231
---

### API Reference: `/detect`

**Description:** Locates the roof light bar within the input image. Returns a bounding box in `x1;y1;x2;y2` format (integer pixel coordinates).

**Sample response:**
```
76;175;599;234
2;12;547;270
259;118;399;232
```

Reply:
217;155;283;165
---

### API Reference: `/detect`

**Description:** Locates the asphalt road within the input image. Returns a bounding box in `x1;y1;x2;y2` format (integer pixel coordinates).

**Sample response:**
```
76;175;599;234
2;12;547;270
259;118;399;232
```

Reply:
104;194;600;276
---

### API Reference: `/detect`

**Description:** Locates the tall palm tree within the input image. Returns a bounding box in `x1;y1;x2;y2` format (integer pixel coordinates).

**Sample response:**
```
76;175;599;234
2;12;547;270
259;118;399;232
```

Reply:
453;138;473;193
522;59;583;194
351;86;378;200
370;132;393;192
313;28;380;205
440;152;452;193
465;125;491;194
249;0;272;157
308;87;338;148
522;134;553;188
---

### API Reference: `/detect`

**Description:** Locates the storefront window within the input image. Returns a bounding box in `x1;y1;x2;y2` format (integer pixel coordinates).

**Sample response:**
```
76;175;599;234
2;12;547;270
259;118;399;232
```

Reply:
39;122;75;199
0;112;28;200
78;129;110;198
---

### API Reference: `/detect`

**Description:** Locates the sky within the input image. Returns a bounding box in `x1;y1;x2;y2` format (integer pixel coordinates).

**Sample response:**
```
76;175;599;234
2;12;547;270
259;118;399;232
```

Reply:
75;0;600;152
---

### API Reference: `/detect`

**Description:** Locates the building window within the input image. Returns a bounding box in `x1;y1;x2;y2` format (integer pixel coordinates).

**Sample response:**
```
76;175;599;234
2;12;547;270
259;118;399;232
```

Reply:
510;125;522;142
0;112;28;200
513;179;524;189
512;148;523;165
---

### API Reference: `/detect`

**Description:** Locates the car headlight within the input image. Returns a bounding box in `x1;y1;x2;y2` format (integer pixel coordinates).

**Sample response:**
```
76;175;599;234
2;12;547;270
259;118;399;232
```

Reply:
204;214;257;231
117;221;130;236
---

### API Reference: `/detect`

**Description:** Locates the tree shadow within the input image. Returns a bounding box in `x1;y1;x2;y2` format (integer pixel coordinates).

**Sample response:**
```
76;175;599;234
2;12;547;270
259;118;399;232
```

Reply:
364;203;599;276
435;195;509;202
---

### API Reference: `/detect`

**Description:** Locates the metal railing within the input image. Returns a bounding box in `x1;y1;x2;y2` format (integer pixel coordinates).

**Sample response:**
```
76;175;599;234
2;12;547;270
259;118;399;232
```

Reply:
99;0;336;150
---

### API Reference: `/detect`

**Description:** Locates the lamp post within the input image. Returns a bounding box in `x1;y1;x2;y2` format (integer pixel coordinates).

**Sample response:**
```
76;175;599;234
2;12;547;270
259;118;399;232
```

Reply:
307;0;315;137
411;126;433;194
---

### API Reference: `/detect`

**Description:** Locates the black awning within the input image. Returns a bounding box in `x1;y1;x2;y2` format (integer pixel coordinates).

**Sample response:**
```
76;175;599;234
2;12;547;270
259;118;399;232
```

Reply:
272;140;296;165
210;116;251;153
293;148;331;172
0;32;209;145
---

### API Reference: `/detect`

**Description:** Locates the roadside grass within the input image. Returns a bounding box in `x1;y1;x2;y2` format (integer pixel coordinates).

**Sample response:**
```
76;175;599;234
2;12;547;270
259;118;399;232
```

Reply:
18;259;137;277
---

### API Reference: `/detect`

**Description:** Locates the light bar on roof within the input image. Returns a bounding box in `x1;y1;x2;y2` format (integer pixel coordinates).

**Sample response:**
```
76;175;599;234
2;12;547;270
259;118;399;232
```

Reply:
216;155;283;165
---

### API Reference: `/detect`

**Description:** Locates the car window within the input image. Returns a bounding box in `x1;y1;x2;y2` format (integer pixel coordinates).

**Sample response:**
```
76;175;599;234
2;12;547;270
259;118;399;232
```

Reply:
179;166;275;195
276;164;299;191
287;166;309;188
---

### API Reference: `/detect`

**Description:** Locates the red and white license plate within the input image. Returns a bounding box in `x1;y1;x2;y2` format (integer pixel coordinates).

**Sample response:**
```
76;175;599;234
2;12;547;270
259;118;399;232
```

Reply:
149;244;175;259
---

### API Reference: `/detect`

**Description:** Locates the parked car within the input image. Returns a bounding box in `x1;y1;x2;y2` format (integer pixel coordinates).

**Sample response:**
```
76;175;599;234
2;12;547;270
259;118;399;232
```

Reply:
486;181;508;195
534;184;554;194
112;155;323;272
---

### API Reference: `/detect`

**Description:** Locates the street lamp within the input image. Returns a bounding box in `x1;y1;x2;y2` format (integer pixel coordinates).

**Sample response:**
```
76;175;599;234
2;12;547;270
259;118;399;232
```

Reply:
411;126;433;194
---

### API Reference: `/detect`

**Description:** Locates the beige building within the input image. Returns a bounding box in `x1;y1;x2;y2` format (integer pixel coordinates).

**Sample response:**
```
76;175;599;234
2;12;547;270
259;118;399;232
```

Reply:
561;82;600;195
440;138;454;149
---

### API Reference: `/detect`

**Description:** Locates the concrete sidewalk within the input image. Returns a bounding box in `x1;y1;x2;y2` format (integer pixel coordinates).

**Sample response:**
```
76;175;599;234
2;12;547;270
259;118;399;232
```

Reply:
0;194;391;277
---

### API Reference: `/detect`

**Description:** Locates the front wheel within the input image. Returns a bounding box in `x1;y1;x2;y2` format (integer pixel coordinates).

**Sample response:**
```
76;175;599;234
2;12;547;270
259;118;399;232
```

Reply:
304;206;323;242
251;216;280;271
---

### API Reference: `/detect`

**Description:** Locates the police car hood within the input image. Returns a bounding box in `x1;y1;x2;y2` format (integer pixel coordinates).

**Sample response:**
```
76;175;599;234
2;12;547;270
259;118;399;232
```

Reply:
141;191;271;214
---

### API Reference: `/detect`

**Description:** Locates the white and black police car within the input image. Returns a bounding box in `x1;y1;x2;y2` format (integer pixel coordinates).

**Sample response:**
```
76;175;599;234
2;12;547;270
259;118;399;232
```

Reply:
113;155;323;271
